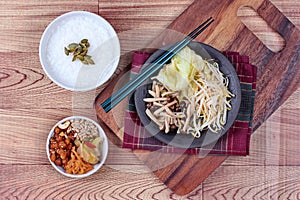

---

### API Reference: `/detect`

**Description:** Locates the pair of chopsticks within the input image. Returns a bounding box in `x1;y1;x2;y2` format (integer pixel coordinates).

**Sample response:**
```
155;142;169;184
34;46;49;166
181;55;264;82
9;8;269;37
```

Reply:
101;17;214;112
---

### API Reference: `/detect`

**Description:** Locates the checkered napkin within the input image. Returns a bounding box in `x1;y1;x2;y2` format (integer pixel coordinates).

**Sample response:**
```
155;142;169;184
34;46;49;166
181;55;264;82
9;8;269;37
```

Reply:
122;51;257;156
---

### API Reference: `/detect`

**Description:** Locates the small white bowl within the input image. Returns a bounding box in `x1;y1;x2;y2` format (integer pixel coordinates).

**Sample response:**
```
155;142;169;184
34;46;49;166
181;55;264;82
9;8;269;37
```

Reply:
46;116;108;178
39;11;120;91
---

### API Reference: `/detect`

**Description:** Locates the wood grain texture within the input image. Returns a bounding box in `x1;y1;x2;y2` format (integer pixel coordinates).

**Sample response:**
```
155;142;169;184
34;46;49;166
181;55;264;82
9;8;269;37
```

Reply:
0;0;299;198
0;0;98;53
203;166;300;199
0;53;107;109
99;0;193;32
225;88;300;166
0;165;203;200
270;0;300;27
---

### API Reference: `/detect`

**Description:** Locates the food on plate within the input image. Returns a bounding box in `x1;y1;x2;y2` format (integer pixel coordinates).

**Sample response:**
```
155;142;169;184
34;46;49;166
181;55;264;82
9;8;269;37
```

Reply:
49;118;103;174
64;146;93;174
64;39;95;65
144;46;235;138
74;134;103;165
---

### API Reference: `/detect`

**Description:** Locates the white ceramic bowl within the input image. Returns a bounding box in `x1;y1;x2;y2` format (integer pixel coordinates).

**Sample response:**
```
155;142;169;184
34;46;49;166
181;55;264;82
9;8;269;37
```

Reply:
46;116;108;178
39;11;120;91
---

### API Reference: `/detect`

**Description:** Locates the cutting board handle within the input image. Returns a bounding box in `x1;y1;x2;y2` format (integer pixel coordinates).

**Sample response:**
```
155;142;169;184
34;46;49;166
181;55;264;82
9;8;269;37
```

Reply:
237;4;285;53
237;0;299;129
248;0;294;41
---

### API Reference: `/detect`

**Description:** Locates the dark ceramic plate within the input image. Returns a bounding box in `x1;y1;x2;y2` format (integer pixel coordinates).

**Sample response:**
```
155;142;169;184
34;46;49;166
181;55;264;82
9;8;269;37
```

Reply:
134;41;241;148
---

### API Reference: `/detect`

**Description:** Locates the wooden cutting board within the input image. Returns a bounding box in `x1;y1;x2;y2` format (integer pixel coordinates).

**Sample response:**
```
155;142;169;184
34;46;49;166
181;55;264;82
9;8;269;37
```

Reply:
95;0;299;195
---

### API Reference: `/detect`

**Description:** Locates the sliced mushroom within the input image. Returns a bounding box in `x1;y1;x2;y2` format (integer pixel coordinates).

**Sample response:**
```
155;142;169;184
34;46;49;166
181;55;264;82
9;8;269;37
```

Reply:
143;97;168;102
153;102;164;107
153;106;166;116
148;90;156;97
170;117;174;125
165;107;181;118
145;108;163;128
152;80;157;91
154;100;178;116
155;85;160;97
164;117;170;133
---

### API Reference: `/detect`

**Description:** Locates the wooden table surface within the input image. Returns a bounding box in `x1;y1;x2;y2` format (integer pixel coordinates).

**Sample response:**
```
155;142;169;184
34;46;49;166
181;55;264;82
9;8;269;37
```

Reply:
0;0;299;199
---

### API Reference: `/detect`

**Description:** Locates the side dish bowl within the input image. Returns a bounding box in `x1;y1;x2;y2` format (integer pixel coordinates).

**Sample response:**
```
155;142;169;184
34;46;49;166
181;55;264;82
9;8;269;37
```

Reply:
46;116;108;178
134;41;241;148
39;11;120;91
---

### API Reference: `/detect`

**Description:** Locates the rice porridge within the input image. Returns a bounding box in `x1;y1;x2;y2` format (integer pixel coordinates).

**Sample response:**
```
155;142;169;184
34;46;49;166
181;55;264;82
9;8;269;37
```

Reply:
42;12;120;91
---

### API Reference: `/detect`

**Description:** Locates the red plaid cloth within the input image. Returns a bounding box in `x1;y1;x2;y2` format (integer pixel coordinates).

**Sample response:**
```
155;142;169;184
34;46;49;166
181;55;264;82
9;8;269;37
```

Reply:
122;51;257;156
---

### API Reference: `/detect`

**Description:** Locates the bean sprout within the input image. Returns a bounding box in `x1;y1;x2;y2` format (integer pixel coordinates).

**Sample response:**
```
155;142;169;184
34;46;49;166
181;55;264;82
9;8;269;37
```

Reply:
144;46;234;138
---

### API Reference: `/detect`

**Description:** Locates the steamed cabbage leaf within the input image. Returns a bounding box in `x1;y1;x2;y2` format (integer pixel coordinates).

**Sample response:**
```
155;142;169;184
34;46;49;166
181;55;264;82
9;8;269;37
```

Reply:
155;46;206;98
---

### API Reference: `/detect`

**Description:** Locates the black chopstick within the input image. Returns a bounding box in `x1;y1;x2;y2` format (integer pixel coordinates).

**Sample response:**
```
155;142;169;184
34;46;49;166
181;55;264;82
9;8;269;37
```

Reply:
101;17;214;112
101;17;213;109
